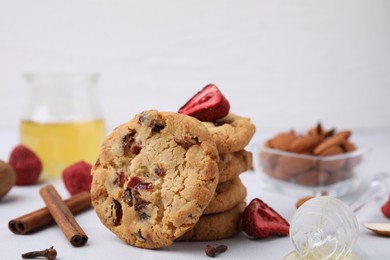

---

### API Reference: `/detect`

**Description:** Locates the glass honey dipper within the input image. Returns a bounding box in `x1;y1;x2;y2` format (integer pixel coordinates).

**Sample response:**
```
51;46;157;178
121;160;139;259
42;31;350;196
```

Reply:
286;172;390;260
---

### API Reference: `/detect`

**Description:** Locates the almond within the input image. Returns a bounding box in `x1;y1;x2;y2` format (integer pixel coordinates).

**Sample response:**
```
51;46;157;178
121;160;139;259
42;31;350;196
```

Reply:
308;123;335;138
273;164;291;181
323;170;344;185
295;195;314;208
259;151;279;171
264;139;272;148
317;146;345;171
288;135;322;153
295;169;329;186
277;155;313;176
364;223;390;237
341;141;356;153
342;141;362;170
314;131;351;155
308;123;322;136
269;132;297;151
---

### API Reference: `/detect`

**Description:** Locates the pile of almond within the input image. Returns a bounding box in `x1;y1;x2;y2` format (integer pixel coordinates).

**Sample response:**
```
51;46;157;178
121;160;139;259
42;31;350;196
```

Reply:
260;123;362;187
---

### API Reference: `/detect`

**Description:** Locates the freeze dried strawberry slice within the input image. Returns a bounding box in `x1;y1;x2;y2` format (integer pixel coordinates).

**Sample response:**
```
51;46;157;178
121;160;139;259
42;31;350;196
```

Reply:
9;145;42;186
242;198;289;238
381;196;390;218
178;84;230;121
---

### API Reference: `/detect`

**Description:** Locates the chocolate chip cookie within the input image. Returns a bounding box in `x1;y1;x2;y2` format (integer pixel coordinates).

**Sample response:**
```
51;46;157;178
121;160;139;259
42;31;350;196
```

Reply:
203;113;256;153
91;110;219;249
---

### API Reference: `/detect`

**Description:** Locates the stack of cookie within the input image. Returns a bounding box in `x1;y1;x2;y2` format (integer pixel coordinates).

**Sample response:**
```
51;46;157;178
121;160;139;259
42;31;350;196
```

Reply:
177;113;256;241
91;110;256;248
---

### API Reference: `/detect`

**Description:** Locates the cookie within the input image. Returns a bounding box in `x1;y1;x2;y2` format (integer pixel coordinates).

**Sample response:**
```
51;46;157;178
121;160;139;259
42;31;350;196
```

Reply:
176;201;246;241
204;178;247;214
91;110;219;249
218;150;253;183
203;113;256;153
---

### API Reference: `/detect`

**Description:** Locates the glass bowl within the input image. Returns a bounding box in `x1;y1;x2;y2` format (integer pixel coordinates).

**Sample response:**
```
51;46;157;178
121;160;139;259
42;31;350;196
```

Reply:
254;145;367;197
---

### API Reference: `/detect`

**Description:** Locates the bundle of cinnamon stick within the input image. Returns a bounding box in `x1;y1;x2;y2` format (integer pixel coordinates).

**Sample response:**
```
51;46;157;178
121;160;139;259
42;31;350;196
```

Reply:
9;184;91;247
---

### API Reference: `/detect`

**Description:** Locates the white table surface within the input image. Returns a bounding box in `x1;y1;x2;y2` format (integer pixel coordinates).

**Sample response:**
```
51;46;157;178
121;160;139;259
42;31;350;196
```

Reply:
1;128;390;259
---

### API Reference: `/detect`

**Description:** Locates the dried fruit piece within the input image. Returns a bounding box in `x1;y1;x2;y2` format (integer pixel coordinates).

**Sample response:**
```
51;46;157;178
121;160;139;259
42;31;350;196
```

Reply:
381;196;390;218
122;130;136;155
174;136;199;149
110;199;123;226
9;145;42;185
127;176;153;191
122;188;133;205
131;143;142;155
154;166;166;177
178;84;230;121
241;198;289;238
364;223;390;237
148;119;165;133
0;160;16;199
62;161;92;195
113;171;125;187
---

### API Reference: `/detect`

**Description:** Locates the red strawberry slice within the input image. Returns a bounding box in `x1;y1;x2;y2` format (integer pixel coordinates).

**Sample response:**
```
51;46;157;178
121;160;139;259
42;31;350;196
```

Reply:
242;198;290;238
178;84;230;121
9;145;42;186
381;196;390;218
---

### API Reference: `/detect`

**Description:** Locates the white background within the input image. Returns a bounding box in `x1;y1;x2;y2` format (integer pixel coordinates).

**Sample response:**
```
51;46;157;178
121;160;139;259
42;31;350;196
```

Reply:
0;0;389;132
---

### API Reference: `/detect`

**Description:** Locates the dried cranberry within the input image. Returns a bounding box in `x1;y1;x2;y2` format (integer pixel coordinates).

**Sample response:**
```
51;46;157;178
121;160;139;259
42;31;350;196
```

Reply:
127;176;153;191
112;200;123;226
134;199;149;211
131;144;142;155
122;188;133;205
139;212;150;220
114;171;125;187
149;119;165;133
174;136;199;149
122;130;136;154
154;167;166;177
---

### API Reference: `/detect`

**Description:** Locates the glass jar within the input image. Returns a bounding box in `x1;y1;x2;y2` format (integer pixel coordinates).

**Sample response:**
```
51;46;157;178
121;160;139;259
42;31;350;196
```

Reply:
20;73;105;180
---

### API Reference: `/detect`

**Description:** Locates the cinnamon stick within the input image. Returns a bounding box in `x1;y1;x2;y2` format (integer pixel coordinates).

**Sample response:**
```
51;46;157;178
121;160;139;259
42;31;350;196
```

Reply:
39;184;88;247
8;191;91;235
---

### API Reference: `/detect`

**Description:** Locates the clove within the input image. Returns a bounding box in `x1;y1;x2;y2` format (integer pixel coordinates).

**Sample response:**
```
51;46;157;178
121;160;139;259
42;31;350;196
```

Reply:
205;244;228;257
21;246;57;260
